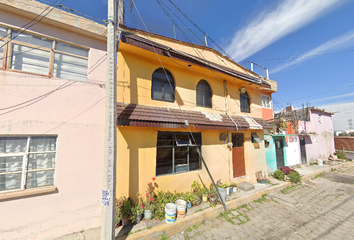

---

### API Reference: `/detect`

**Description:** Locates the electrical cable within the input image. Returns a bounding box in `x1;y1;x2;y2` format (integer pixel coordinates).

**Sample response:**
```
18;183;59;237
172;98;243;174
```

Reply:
249;49;354;62
0;0;59;42
133;0;228;210
0;0;64;51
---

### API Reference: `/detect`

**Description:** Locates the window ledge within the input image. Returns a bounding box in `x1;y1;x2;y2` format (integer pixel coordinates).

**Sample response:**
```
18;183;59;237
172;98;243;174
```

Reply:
0;186;58;202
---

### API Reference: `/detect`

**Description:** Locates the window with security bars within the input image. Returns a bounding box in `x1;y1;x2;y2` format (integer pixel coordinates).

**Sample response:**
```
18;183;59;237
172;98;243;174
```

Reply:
0;25;88;82
0;136;57;192
156;132;201;176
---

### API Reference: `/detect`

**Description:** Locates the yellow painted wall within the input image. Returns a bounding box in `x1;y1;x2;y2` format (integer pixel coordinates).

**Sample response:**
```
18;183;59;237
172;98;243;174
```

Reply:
117;126;267;199
116;39;270;200
117;126;233;200
243;130;268;182
131;31;256;79
118;43;264;118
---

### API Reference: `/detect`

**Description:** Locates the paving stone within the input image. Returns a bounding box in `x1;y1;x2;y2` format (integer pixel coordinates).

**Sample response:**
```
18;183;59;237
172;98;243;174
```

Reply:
168;164;354;240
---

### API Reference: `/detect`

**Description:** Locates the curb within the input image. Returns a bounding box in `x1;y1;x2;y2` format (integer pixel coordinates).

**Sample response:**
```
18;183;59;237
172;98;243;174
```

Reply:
126;162;354;240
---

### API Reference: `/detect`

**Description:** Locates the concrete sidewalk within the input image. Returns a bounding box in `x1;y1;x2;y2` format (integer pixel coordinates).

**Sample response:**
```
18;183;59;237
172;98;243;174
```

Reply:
56;161;354;240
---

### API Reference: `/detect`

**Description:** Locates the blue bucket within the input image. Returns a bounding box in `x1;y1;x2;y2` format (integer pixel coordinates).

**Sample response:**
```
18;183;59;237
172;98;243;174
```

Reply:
165;203;177;224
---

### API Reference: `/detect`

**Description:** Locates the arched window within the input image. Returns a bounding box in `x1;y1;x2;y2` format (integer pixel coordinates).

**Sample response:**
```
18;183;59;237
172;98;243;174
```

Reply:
240;91;250;113
151;68;175;102
196;80;212;108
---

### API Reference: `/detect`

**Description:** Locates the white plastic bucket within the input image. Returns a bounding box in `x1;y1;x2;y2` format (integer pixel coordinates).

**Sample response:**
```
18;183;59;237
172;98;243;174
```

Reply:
165;203;177;224
175;199;187;218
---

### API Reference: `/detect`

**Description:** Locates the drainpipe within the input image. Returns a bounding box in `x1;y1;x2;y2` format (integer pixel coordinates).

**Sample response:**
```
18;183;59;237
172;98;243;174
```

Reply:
224;81;232;182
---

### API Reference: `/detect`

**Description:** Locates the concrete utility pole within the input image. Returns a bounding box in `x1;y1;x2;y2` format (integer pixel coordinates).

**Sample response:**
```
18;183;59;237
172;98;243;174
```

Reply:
101;0;123;239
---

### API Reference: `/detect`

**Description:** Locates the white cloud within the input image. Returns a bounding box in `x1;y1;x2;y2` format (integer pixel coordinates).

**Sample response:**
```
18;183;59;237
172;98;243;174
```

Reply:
225;0;343;62
272;30;354;73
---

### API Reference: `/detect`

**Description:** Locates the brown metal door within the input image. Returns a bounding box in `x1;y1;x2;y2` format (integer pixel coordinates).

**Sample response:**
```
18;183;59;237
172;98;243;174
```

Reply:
232;133;245;178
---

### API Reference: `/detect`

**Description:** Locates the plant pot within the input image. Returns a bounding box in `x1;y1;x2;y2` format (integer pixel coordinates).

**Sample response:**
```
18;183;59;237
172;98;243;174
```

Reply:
144;209;152;220
187;201;192;208
229;187;233;194
202;195;208;202
122;218;129;226
226;187;230;195
135;213;143;224
257;179;268;184
233;187;237;193
217;187;227;203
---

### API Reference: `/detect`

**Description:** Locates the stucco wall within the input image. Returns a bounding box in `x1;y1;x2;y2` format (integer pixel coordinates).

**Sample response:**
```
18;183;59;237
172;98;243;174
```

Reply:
264;135;277;172
298;110;335;162
117;45;264;119
243;130;268;182
117;127;231;200
0;11;106;240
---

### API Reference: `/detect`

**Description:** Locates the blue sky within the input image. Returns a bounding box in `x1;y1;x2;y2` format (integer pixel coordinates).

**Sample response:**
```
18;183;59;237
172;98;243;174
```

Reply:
53;0;354;130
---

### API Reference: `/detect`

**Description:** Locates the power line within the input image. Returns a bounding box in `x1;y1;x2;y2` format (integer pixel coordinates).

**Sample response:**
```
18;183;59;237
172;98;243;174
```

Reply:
0;0;63;51
278;83;354;104
133;0;228;210
249;49;354;62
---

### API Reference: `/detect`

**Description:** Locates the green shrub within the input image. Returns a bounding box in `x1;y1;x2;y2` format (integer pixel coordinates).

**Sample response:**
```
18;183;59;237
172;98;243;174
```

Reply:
336;152;347;160
288;171;302;183
272;170;285;181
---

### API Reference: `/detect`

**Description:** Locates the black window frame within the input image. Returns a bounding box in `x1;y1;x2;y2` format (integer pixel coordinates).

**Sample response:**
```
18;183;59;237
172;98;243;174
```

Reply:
156;132;202;176
240;91;250;113
196;80;212;108
151;68;175;102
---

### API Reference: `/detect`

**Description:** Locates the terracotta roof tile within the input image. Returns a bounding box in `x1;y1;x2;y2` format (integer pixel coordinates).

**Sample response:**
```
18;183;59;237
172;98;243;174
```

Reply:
117;103;272;130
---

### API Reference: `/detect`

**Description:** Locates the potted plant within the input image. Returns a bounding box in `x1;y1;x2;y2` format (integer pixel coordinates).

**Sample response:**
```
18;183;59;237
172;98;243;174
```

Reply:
201;187;209;202
256;171;268;183
191;180;202;200
131;191;144;224
144;177;156;220
214;182;227;203
191;193;201;206
222;182;230;196
121;198;132;225
229;182;237;194
184;192;193;208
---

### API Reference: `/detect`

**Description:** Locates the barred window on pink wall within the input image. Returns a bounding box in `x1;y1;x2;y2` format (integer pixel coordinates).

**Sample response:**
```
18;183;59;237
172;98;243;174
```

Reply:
0;25;88;82
0;136;57;192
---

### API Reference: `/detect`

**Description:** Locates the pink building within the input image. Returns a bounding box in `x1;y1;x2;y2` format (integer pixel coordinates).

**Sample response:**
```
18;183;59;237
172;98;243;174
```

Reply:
297;107;335;163
0;1;107;239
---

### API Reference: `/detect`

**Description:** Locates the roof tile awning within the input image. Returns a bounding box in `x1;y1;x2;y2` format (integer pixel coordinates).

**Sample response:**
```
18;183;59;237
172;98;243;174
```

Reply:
117;103;272;130
120;32;271;88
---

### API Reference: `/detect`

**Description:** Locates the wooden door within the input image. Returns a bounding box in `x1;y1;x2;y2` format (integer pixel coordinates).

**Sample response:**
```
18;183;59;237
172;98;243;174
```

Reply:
232;133;245;178
300;137;307;165
275;138;285;169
